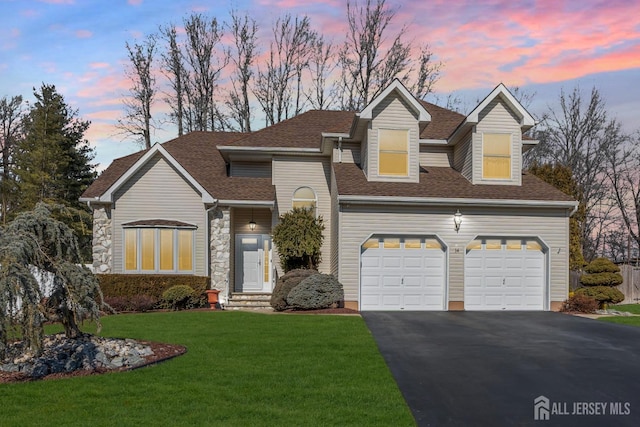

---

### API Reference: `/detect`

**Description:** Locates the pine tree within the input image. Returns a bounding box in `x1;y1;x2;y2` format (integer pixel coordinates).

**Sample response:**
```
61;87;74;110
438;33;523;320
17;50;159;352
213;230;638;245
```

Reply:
14;84;96;260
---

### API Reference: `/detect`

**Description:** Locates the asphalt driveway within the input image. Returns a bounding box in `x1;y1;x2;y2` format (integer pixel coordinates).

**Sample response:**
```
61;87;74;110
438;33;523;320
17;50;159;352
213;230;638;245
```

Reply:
362;312;640;426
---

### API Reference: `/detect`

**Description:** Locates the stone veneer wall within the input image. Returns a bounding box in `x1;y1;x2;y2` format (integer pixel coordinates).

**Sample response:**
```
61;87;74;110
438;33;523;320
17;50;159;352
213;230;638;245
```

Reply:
210;206;230;291
92;205;112;273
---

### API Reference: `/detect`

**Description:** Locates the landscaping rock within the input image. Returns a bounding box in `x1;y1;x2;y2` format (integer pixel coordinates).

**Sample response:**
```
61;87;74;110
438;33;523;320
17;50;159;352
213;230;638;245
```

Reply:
0;333;154;379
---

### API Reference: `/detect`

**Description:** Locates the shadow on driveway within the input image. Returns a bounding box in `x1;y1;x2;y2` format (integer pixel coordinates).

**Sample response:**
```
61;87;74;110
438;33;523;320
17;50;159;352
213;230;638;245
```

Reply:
362;311;640;426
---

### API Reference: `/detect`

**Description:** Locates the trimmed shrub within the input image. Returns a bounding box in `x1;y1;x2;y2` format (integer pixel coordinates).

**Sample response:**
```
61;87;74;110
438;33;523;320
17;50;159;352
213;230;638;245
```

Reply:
584;257;621;274
580;258;623;287
575;286;625;307
162;285;195;311
560;294;599;314
286;274;344;310
98;274;210;300
270;269;318;311
579;272;624;287
272;208;325;272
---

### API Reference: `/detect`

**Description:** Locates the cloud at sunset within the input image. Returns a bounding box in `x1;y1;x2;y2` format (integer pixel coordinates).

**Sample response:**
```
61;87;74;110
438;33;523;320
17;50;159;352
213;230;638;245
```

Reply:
0;0;638;169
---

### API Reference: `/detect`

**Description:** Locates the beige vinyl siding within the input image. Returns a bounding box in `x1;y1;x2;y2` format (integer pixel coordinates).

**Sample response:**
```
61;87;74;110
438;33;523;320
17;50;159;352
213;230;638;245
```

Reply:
230;161;272;178
338;205;570;307
112;155;206;275
229;207;272;290
333;142;361;164
453;129;473;179
272;155;332;274
419;145;453;168
473;97;522;185
368;92;420;182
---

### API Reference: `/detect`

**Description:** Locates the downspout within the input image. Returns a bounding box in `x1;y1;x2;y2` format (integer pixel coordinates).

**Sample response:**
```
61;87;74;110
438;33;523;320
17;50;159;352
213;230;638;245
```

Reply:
338;136;343;163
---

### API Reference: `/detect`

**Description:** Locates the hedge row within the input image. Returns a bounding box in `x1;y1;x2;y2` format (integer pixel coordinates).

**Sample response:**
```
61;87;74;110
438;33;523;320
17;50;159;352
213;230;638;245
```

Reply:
98;274;210;300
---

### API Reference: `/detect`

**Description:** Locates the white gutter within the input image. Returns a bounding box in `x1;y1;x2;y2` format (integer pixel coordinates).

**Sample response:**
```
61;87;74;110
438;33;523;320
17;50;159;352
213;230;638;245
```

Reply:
216;200;275;208
419;139;448;145
338;194;578;210
217;146;321;154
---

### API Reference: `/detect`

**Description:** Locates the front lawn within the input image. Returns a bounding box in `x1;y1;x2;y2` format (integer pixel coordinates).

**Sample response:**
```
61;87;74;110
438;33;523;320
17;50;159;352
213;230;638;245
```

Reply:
0;311;413;426
610;304;640;314
599;316;640;327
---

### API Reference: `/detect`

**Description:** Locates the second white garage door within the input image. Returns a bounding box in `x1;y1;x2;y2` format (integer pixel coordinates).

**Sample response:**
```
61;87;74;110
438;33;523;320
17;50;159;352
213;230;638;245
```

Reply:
464;238;546;310
361;236;446;311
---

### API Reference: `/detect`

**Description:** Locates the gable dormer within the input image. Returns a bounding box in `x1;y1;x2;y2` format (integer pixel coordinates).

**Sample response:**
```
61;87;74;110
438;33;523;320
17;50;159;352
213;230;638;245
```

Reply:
451;84;536;186
357;79;431;183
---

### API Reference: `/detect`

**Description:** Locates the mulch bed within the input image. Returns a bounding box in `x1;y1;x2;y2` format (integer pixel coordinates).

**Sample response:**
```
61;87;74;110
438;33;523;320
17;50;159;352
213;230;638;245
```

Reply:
0;340;186;384
281;307;360;315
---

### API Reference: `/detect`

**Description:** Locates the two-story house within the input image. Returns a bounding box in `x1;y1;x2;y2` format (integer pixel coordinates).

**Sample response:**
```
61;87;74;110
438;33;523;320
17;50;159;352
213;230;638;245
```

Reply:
81;80;577;311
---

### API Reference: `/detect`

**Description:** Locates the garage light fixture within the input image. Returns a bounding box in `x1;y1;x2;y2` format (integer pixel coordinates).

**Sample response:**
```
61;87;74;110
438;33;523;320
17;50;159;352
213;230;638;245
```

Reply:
453;209;463;233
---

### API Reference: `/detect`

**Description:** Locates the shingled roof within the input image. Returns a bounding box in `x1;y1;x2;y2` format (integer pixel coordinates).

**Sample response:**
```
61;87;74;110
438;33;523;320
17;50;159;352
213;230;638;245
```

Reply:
222;110;355;149
333;163;575;203
82;131;275;202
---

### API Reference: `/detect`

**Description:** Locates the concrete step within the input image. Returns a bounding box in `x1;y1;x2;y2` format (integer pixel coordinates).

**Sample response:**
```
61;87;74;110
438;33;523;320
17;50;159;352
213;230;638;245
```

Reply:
229;293;271;301
225;305;274;311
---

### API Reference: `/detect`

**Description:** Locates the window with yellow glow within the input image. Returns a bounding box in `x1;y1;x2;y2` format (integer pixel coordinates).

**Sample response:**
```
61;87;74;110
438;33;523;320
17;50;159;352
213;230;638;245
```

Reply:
125;229;137;270
404;239;421;249
362;238;379;249
264;240;270;283
178;230;193;271
383;238;400;249
141;229;155;270
124;228;194;273
483;133;511;179
159;229;174;270
378;129;409;176
292;187;316;216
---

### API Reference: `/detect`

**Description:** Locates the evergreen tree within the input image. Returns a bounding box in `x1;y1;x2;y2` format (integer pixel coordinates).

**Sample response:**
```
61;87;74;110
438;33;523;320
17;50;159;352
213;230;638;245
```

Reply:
14;84;96;259
528;163;586;269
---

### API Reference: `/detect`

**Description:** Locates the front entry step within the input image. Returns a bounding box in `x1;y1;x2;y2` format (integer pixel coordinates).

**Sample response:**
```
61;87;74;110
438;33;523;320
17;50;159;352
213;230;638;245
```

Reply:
226;293;273;311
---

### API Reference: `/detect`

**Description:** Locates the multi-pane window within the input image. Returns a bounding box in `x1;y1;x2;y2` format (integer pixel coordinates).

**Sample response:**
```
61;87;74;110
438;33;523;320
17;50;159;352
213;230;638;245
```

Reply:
378;129;409;176
124;228;194;273
482;133;511;179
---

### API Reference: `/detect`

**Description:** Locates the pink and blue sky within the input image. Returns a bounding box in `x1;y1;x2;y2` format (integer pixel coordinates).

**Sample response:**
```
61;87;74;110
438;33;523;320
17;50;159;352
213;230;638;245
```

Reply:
1;0;639;170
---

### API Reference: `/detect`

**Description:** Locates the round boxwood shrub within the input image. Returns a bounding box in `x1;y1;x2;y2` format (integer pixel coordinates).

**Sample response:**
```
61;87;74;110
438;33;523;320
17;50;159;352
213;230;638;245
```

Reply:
286;274;344;310
162;285;195;311
270;269;318;311
580;258;623;287
575;286;624;307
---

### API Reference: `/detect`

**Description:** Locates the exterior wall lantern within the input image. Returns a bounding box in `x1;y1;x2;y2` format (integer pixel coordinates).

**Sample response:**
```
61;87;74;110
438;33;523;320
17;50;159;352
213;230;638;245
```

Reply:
453;209;463;233
249;208;256;231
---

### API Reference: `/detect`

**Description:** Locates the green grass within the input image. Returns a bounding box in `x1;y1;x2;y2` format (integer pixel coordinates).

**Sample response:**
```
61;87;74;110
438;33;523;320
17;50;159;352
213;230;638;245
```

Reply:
0;312;414;427
610;304;640;314
599;316;640;327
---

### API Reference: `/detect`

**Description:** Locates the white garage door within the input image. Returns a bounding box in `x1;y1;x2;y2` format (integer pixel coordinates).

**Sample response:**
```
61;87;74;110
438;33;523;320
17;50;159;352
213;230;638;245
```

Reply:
465;238;545;310
361;236;446;311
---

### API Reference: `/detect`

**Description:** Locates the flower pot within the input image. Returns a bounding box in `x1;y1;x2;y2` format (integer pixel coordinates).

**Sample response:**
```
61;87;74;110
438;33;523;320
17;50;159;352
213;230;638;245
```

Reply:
205;289;221;310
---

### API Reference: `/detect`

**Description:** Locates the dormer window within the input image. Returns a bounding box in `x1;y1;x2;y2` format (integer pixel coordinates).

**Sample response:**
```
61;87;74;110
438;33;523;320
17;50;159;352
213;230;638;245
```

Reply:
292;187;317;216
378;129;409;177
482;133;511;179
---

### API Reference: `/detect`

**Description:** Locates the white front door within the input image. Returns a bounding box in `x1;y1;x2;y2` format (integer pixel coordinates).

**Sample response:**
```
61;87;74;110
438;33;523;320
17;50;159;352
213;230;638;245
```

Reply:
464;238;546;310
235;235;272;292
360;236;446;311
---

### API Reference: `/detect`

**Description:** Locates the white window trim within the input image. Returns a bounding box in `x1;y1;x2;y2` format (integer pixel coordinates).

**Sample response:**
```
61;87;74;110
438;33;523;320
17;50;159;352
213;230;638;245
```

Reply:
481;132;512;181
292;186;317;216
377;128;409;178
123;228;195;274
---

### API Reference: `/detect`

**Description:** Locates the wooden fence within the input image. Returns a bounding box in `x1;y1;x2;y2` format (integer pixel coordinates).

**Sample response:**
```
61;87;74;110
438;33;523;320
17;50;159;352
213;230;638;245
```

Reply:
570;265;640;304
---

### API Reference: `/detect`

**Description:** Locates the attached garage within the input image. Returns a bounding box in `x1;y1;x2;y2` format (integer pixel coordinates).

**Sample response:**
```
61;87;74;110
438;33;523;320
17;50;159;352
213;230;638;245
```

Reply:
464;238;547;310
360;236;446;311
